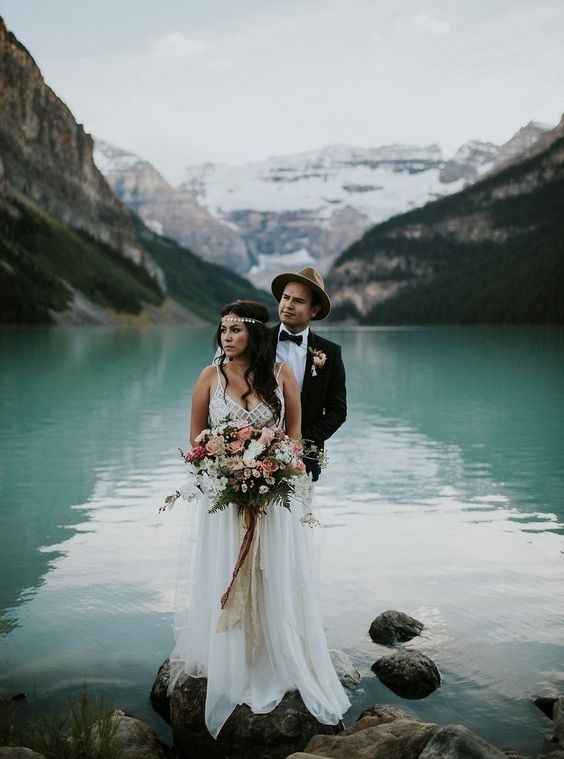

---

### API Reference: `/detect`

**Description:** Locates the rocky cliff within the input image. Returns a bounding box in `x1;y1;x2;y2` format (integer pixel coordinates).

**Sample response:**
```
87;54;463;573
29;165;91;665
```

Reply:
94;139;250;273
0;17;267;325
328;114;564;324
0;17;163;286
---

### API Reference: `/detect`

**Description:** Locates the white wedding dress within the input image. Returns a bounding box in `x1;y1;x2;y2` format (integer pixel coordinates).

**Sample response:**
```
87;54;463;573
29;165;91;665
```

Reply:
167;362;350;739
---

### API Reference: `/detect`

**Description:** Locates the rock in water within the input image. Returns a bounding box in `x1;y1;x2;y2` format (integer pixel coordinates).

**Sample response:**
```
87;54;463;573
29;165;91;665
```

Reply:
304;716;439;758
369;610;424;645
169;673;340;759
150;658;171;723
292;705;517;759
419;724;509;758
372;649;441;699
329;649;361;690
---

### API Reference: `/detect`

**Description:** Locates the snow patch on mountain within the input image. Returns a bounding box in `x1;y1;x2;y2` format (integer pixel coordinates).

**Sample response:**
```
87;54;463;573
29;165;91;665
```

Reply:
180;143;459;224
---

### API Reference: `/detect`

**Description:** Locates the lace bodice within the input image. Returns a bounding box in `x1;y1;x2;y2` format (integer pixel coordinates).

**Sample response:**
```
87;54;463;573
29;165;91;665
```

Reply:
209;363;285;430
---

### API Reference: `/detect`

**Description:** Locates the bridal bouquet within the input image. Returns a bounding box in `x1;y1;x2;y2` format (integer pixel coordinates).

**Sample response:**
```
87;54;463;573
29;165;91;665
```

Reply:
160;420;314;518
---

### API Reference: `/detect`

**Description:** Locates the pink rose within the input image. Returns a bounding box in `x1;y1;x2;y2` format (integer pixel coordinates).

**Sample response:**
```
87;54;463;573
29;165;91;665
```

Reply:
186;445;206;462
290;458;306;474
228;439;244;454
260;458;279;475
194;429;210;444
258;427;276;446
205;437;224;456
237;426;254;441
291;441;304;455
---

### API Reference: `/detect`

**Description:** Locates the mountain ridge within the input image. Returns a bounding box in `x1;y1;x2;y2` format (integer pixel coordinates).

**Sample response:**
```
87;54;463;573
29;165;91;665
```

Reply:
327;114;564;324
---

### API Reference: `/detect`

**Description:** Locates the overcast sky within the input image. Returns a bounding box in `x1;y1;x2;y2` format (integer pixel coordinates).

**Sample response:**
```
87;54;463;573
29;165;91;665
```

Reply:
3;0;564;185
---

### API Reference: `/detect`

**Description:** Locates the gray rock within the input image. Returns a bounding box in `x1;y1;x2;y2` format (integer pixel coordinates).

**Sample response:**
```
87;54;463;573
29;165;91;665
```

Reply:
554;697;564;744
419;724;514;758
369;610;424;646
0;750;46;759
91;709;170;759
170;673;339;759
297;707;528;759
305;716;438;758
353;704;415;731
150;658;171;723
372;649;441;699
329;649;361;690
534;697;558;721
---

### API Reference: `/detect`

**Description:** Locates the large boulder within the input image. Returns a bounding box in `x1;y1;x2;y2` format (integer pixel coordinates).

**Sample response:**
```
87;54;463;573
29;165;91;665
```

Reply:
170;673;340;759
150;658;171;723
369;610;424;646
303;716;438;758
372;649;441;699
538;695;564;756
292;705;521;759
91;709;170;759
419;724;508;758
554;697;564;745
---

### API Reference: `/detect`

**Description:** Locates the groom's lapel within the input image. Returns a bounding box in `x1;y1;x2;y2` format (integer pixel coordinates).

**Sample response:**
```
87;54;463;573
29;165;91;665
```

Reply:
301;329;316;404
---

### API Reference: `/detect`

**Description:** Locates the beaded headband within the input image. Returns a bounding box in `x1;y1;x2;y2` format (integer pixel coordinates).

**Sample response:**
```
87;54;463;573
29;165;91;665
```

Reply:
221;316;264;325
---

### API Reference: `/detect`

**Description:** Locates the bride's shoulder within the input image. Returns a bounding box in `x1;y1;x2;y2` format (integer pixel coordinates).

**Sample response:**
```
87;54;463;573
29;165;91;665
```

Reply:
275;361;296;386
195;364;219;386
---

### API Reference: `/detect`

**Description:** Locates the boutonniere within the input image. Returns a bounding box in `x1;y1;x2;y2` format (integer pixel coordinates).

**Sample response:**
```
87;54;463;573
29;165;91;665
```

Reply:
308;346;327;377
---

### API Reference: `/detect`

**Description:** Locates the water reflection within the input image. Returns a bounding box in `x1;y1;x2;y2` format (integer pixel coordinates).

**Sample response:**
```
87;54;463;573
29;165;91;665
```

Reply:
0;325;563;754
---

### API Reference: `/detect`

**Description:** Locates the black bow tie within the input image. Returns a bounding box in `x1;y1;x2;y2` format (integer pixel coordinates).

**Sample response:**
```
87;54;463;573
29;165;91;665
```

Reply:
279;330;303;346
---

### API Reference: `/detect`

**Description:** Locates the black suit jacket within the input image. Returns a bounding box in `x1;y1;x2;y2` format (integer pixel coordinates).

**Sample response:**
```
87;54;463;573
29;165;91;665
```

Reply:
271;324;347;481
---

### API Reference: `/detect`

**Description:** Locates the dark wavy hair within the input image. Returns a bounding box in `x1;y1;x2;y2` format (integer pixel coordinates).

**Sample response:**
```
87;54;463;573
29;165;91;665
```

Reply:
215;300;282;423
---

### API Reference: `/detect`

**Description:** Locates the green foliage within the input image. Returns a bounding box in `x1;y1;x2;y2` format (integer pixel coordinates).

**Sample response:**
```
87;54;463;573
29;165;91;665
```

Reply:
208;479;294;515
0;688;121;759
0;195;163;324
0;194;271;325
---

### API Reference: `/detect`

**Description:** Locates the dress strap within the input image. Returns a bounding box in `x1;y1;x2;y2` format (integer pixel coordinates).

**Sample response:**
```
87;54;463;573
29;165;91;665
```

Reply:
214;362;224;391
275;362;284;380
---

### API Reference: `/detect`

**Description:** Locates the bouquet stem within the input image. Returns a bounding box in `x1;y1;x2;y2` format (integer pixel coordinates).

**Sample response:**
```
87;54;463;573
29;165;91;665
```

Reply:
220;510;257;609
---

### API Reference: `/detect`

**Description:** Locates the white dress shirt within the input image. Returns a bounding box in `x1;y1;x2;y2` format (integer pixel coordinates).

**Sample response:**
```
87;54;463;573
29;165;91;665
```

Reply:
276;323;309;390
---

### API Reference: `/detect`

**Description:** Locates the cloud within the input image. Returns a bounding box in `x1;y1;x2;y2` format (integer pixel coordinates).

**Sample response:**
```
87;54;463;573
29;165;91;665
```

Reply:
412;13;451;37
152;32;207;59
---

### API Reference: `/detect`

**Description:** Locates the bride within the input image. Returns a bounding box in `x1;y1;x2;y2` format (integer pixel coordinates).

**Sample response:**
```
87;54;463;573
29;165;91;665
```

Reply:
166;299;350;739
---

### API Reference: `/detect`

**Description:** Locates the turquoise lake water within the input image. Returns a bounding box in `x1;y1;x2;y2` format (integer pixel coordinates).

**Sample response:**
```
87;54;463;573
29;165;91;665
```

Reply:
1;324;563;754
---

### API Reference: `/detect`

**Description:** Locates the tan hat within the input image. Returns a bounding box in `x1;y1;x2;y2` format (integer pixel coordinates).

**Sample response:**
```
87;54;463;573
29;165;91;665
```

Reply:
271;266;331;320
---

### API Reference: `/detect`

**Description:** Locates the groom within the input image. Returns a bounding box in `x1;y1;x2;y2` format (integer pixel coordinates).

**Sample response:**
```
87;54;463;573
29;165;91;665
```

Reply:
270;267;347;482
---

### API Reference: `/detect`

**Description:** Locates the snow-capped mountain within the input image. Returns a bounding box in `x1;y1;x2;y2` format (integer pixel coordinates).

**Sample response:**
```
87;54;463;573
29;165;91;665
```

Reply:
178;143;468;287
439;140;499;184
93;139;250;272
93;122;554;290
494;120;553;168
181;143;456;224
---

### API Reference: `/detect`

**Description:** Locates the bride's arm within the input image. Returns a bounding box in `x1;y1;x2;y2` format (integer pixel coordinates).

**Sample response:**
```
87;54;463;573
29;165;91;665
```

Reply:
189;366;214;446
280;363;301;440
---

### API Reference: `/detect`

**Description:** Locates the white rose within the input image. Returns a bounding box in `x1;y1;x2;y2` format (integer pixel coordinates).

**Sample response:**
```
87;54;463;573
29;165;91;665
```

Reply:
243;440;265;466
